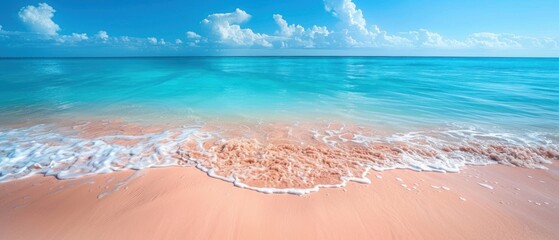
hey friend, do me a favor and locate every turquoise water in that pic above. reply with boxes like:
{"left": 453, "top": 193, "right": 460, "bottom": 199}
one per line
{"left": 0, "top": 57, "right": 558, "bottom": 190}
{"left": 1, "top": 57, "right": 558, "bottom": 130}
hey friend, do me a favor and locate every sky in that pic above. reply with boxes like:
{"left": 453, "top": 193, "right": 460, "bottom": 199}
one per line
{"left": 0, "top": 0, "right": 558, "bottom": 57}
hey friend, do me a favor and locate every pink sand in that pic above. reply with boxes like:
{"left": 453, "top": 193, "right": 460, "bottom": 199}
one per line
{"left": 1, "top": 164, "right": 558, "bottom": 240}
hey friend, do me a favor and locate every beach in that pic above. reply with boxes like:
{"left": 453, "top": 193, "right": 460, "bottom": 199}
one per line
{"left": 1, "top": 164, "right": 558, "bottom": 240}
{"left": 1, "top": 57, "right": 558, "bottom": 239}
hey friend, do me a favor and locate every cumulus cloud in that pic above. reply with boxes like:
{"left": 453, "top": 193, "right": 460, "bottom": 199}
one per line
{"left": 324, "top": 0, "right": 411, "bottom": 47}
{"left": 18, "top": 3, "right": 60, "bottom": 36}
{"left": 321, "top": 0, "right": 559, "bottom": 50}
{"left": 309, "top": 26, "right": 331, "bottom": 39}
{"left": 404, "top": 29, "right": 466, "bottom": 49}
{"left": 186, "top": 31, "right": 201, "bottom": 39}
{"left": 273, "top": 14, "right": 330, "bottom": 48}
{"left": 190, "top": 10, "right": 331, "bottom": 48}
{"left": 147, "top": 37, "right": 158, "bottom": 45}
{"left": 465, "top": 32, "right": 524, "bottom": 49}
{"left": 402, "top": 30, "right": 559, "bottom": 50}
{"left": 274, "top": 14, "right": 305, "bottom": 37}
{"left": 16, "top": 3, "right": 96, "bottom": 45}
{"left": 96, "top": 31, "right": 109, "bottom": 41}
{"left": 185, "top": 31, "right": 204, "bottom": 46}
{"left": 56, "top": 33, "right": 88, "bottom": 43}
{"left": 5, "top": 0, "right": 558, "bottom": 55}
{"left": 146, "top": 37, "right": 168, "bottom": 45}
{"left": 191, "top": 4, "right": 556, "bottom": 51}
{"left": 72, "top": 33, "right": 88, "bottom": 40}
{"left": 464, "top": 33, "right": 558, "bottom": 49}
{"left": 201, "top": 8, "right": 272, "bottom": 47}
{"left": 324, "top": 0, "right": 367, "bottom": 34}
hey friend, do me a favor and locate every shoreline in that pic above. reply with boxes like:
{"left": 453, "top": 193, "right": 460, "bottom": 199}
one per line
{"left": 1, "top": 164, "right": 558, "bottom": 239}
{"left": 2, "top": 120, "right": 556, "bottom": 188}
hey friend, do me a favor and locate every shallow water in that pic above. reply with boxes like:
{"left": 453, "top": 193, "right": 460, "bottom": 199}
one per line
{"left": 1, "top": 57, "right": 558, "bottom": 193}
{"left": 1, "top": 57, "right": 558, "bottom": 128}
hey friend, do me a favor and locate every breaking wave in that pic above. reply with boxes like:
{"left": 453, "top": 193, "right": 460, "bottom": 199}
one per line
{"left": 1, "top": 121, "right": 557, "bottom": 194}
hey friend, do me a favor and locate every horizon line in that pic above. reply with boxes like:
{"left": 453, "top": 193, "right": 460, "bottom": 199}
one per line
{"left": 1, "top": 55, "right": 559, "bottom": 59}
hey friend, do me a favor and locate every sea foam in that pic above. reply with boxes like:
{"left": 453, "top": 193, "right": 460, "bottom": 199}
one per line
{"left": 0, "top": 122, "right": 557, "bottom": 194}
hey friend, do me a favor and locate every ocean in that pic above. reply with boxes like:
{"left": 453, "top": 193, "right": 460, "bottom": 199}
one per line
{"left": 1, "top": 57, "right": 558, "bottom": 193}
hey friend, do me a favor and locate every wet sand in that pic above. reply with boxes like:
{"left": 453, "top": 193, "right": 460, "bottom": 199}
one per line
{"left": 1, "top": 164, "right": 558, "bottom": 240}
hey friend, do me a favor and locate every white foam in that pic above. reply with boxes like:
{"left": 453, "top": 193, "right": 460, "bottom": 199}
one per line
{"left": 0, "top": 124, "right": 202, "bottom": 182}
{"left": 0, "top": 123, "right": 557, "bottom": 195}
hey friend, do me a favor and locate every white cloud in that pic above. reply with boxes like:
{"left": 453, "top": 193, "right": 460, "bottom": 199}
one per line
{"left": 201, "top": 8, "right": 272, "bottom": 47}
{"left": 18, "top": 3, "right": 60, "bottom": 36}
{"left": 145, "top": 37, "right": 167, "bottom": 45}
{"left": 193, "top": 5, "right": 437, "bottom": 49}
{"left": 404, "top": 29, "right": 467, "bottom": 49}
{"left": 120, "top": 36, "right": 130, "bottom": 42}
{"left": 186, "top": 31, "right": 201, "bottom": 39}
{"left": 5, "top": 0, "right": 557, "bottom": 55}
{"left": 56, "top": 33, "right": 88, "bottom": 43}
{"left": 324, "top": 0, "right": 367, "bottom": 34}
{"left": 323, "top": 0, "right": 410, "bottom": 47}
{"left": 96, "top": 31, "right": 109, "bottom": 41}
{"left": 272, "top": 14, "right": 330, "bottom": 48}
{"left": 309, "top": 26, "right": 331, "bottom": 39}
{"left": 185, "top": 31, "right": 202, "bottom": 46}
{"left": 147, "top": 37, "right": 158, "bottom": 45}
{"left": 460, "top": 33, "right": 558, "bottom": 50}
{"left": 273, "top": 14, "right": 305, "bottom": 37}
{"left": 192, "top": 11, "right": 331, "bottom": 48}
{"left": 72, "top": 33, "right": 88, "bottom": 40}
{"left": 320, "top": 0, "right": 559, "bottom": 50}
{"left": 465, "top": 32, "right": 523, "bottom": 49}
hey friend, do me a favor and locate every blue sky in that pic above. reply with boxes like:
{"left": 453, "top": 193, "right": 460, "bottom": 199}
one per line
{"left": 0, "top": 0, "right": 558, "bottom": 57}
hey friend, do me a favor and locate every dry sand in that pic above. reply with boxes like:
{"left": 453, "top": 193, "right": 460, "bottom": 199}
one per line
{"left": 1, "top": 164, "right": 558, "bottom": 240}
